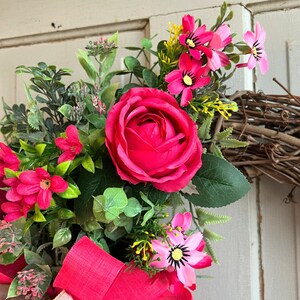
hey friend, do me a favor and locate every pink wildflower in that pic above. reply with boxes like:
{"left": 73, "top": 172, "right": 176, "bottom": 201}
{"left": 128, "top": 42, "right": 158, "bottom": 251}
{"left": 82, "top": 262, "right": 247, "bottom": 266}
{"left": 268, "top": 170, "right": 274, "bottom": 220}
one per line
{"left": 55, "top": 125, "right": 83, "bottom": 164}
{"left": 165, "top": 53, "right": 210, "bottom": 106}
{"left": 151, "top": 227, "right": 212, "bottom": 287}
{"left": 179, "top": 15, "right": 213, "bottom": 60}
{"left": 161, "top": 270, "right": 194, "bottom": 299}
{"left": 0, "top": 142, "right": 20, "bottom": 180}
{"left": 167, "top": 212, "right": 192, "bottom": 243}
{"left": 236, "top": 22, "right": 269, "bottom": 74}
{"left": 1, "top": 202, "right": 32, "bottom": 222}
{"left": 15, "top": 168, "right": 68, "bottom": 210}
{"left": 206, "top": 24, "right": 232, "bottom": 71}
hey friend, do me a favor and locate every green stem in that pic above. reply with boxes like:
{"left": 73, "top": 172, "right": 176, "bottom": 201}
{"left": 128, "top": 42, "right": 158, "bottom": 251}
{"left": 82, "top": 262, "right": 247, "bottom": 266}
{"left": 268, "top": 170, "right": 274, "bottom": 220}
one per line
{"left": 189, "top": 202, "right": 202, "bottom": 233}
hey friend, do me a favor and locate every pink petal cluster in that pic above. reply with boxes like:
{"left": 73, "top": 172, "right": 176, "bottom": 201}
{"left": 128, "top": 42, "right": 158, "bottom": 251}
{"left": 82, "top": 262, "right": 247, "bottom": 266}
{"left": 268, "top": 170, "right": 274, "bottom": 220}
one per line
{"left": 166, "top": 15, "right": 234, "bottom": 106}
{"left": 206, "top": 24, "right": 232, "bottom": 71}
{"left": 179, "top": 15, "right": 213, "bottom": 61}
{"left": 1, "top": 168, "right": 68, "bottom": 222}
{"left": 0, "top": 142, "right": 20, "bottom": 182}
{"left": 165, "top": 53, "right": 210, "bottom": 106}
{"left": 0, "top": 142, "right": 20, "bottom": 219}
{"left": 237, "top": 22, "right": 269, "bottom": 74}
{"left": 55, "top": 125, "right": 83, "bottom": 164}
{"left": 151, "top": 212, "right": 212, "bottom": 289}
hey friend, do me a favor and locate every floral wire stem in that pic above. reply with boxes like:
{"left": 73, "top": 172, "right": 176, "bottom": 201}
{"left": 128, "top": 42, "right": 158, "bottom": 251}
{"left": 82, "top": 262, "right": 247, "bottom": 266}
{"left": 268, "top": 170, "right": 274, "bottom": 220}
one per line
{"left": 189, "top": 201, "right": 202, "bottom": 233}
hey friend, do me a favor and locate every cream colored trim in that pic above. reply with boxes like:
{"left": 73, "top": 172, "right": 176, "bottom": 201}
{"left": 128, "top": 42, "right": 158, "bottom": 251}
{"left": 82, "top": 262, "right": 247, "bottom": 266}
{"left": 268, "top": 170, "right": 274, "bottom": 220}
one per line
{"left": 0, "top": 19, "right": 147, "bottom": 49}
{"left": 247, "top": 0, "right": 300, "bottom": 14}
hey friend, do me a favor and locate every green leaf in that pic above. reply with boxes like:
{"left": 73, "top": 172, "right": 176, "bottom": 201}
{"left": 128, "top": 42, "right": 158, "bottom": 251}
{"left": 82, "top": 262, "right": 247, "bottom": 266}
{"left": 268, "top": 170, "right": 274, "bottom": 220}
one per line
{"left": 74, "top": 159, "right": 124, "bottom": 223}
{"left": 53, "top": 228, "right": 72, "bottom": 248}
{"left": 77, "top": 49, "right": 97, "bottom": 83}
{"left": 82, "top": 220, "right": 101, "bottom": 232}
{"left": 198, "top": 115, "right": 213, "bottom": 140}
{"left": 124, "top": 56, "right": 141, "bottom": 71}
{"left": 57, "top": 208, "right": 75, "bottom": 220}
{"left": 55, "top": 160, "right": 71, "bottom": 176}
{"left": 101, "top": 83, "right": 119, "bottom": 109}
{"left": 141, "top": 38, "right": 153, "bottom": 49}
{"left": 58, "top": 104, "right": 73, "bottom": 119}
{"left": 33, "top": 210, "right": 46, "bottom": 222}
{"left": 140, "top": 192, "right": 154, "bottom": 208}
{"left": 234, "top": 42, "right": 251, "bottom": 53}
{"left": 86, "top": 113, "right": 106, "bottom": 129}
{"left": 228, "top": 53, "right": 240, "bottom": 64}
{"left": 19, "top": 139, "right": 36, "bottom": 153}
{"left": 4, "top": 168, "right": 18, "bottom": 178}
{"left": 142, "top": 69, "right": 158, "bottom": 87}
{"left": 204, "top": 239, "right": 219, "bottom": 264}
{"left": 24, "top": 249, "right": 45, "bottom": 265}
{"left": 220, "top": 1, "right": 227, "bottom": 18}
{"left": 216, "top": 127, "right": 233, "bottom": 141}
{"left": 35, "top": 143, "right": 46, "bottom": 156}
{"left": 183, "top": 154, "right": 251, "bottom": 207}
{"left": 141, "top": 208, "right": 155, "bottom": 226}
{"left": 7, "top": 277, "right": 18, "bottom": 298}
{"left": 104, "top": 226, "right": 127, "bottom": 241}
{"left": 93, "top": 188, "right": 128, "bottom": 222}
{"left": 224, "top": 10, "right": 234, "bottom": 22}
{"left": 100, "top": 32, "right": 118, "bottom": 77}
{"left": 82, "top": 154, "right": 95, "bottom": 173}
{"left": 58, "top": 182, "right": 81, "bottom": 199}
{"left": 219, "top": 139, "right": 248, "bottom": 148}
{"left": 124, "top": 197, "right": 142, "bottom": 217}
{"left": 7, "top": 264, "right": 52, "bottom": 299}
{"left": 124, "top": 46, "right": 141, "bottom": 51}
{"left": 196, "top": 207, "right": 231, "bottom": 226}
{"left": 211, "top": 144, "right": 224, "bottom": 158}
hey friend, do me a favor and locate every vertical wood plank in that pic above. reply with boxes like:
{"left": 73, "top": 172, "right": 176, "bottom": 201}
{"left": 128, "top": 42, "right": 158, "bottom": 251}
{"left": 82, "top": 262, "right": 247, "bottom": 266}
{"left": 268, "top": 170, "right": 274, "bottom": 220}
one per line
{"left": 259, "top": 176, "right": 298, "bottom": 300}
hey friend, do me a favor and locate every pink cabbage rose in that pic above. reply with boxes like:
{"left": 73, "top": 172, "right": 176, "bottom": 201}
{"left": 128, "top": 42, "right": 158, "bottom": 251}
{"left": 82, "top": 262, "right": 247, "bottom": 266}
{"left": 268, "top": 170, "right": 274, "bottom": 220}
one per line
{"left": 105, "top": 87, "right": 202, "bottom": 192}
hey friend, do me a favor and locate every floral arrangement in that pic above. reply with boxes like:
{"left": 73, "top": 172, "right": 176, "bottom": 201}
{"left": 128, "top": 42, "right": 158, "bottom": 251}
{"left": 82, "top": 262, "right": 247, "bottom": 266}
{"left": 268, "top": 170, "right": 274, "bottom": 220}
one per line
{"left": 0, "top": 3, "right": 268, "bottom": 299}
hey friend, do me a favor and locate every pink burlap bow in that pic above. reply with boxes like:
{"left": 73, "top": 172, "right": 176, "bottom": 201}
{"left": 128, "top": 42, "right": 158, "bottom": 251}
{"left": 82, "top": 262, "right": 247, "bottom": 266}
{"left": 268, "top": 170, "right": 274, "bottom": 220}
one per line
{"left": 53, "top": 236, "right": 171, "bottom": 300}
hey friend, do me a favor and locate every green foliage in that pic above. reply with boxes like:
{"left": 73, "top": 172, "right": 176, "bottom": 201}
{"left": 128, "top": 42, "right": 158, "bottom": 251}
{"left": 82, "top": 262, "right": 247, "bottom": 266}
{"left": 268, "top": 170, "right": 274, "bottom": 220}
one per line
{"left": 0, "top": 219, "right": 26, "bottom": 265}
{"left": 7, "top": 264, "right": 52, "bottom": 299}
{"left": 196, "top": 207, "right": 231, "bottom": 226}
{"left": 53, "top": 227, "right": 72, "bottom": 248}
{"left": 77, "top": 49, "right": 98, "bottom": 83}
{"left": 93, "top": 188, "right": 128, "bottom": 223}
{"left": 183, "top": 154, "right": 251, "bottom": 207}
{"left": 198, "top": 115, "right": 213, "bottom": 140}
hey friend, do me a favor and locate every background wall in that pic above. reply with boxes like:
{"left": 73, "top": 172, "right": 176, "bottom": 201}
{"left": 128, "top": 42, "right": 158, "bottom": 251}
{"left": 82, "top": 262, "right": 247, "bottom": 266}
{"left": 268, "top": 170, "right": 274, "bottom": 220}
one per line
{"left": 0, "top": 1, "right": 299, "bottom": 299}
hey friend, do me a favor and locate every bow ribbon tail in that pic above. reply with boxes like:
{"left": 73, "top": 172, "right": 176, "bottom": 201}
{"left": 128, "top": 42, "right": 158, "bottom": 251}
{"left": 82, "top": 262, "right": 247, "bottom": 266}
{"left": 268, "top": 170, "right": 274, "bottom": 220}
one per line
{"left": 53, "top": 237, "right": 169, "bottom": 300}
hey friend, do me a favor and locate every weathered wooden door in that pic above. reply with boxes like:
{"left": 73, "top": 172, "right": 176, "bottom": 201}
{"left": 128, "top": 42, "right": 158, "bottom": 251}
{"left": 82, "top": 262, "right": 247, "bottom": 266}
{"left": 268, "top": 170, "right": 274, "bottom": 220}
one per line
{"left": 1, "top": 1, "right": 299, "bottom": 299}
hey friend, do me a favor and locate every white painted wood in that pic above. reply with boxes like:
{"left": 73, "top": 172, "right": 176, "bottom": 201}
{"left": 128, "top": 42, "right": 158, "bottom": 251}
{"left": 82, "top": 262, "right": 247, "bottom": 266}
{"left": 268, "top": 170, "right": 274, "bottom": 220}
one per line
{"left": 288, "top": 39, "right": 300, "bottom": 95}
{"left": 0, "top": 0, "right": 277, "bottom": 41}
{"left": 259, "top": 176, "right": 299, "bottom": 300}
{"left": 199, "top": 183, "right": 260, "bottom": 300}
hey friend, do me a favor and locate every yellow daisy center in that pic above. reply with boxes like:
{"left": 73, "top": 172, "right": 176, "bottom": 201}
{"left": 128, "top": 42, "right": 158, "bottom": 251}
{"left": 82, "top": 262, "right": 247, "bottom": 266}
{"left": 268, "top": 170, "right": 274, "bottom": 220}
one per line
{"left": 252, "top": 47, "right": 258, "bottom": 57}
{"left": 186, "top": 38, "right": 195, "bottom": 48}
{"left": 171, "top": 248, "right": 183, "bottom": 261}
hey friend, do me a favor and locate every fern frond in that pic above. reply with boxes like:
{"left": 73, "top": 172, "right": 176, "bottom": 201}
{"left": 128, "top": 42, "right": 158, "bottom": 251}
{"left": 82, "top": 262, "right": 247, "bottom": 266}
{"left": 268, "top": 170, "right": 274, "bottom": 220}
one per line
{"left": 196, "top": 207, "right": 231, "bottom": 226}
{"left": 203, "top": 228, "right": 224, "bottom": 241}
